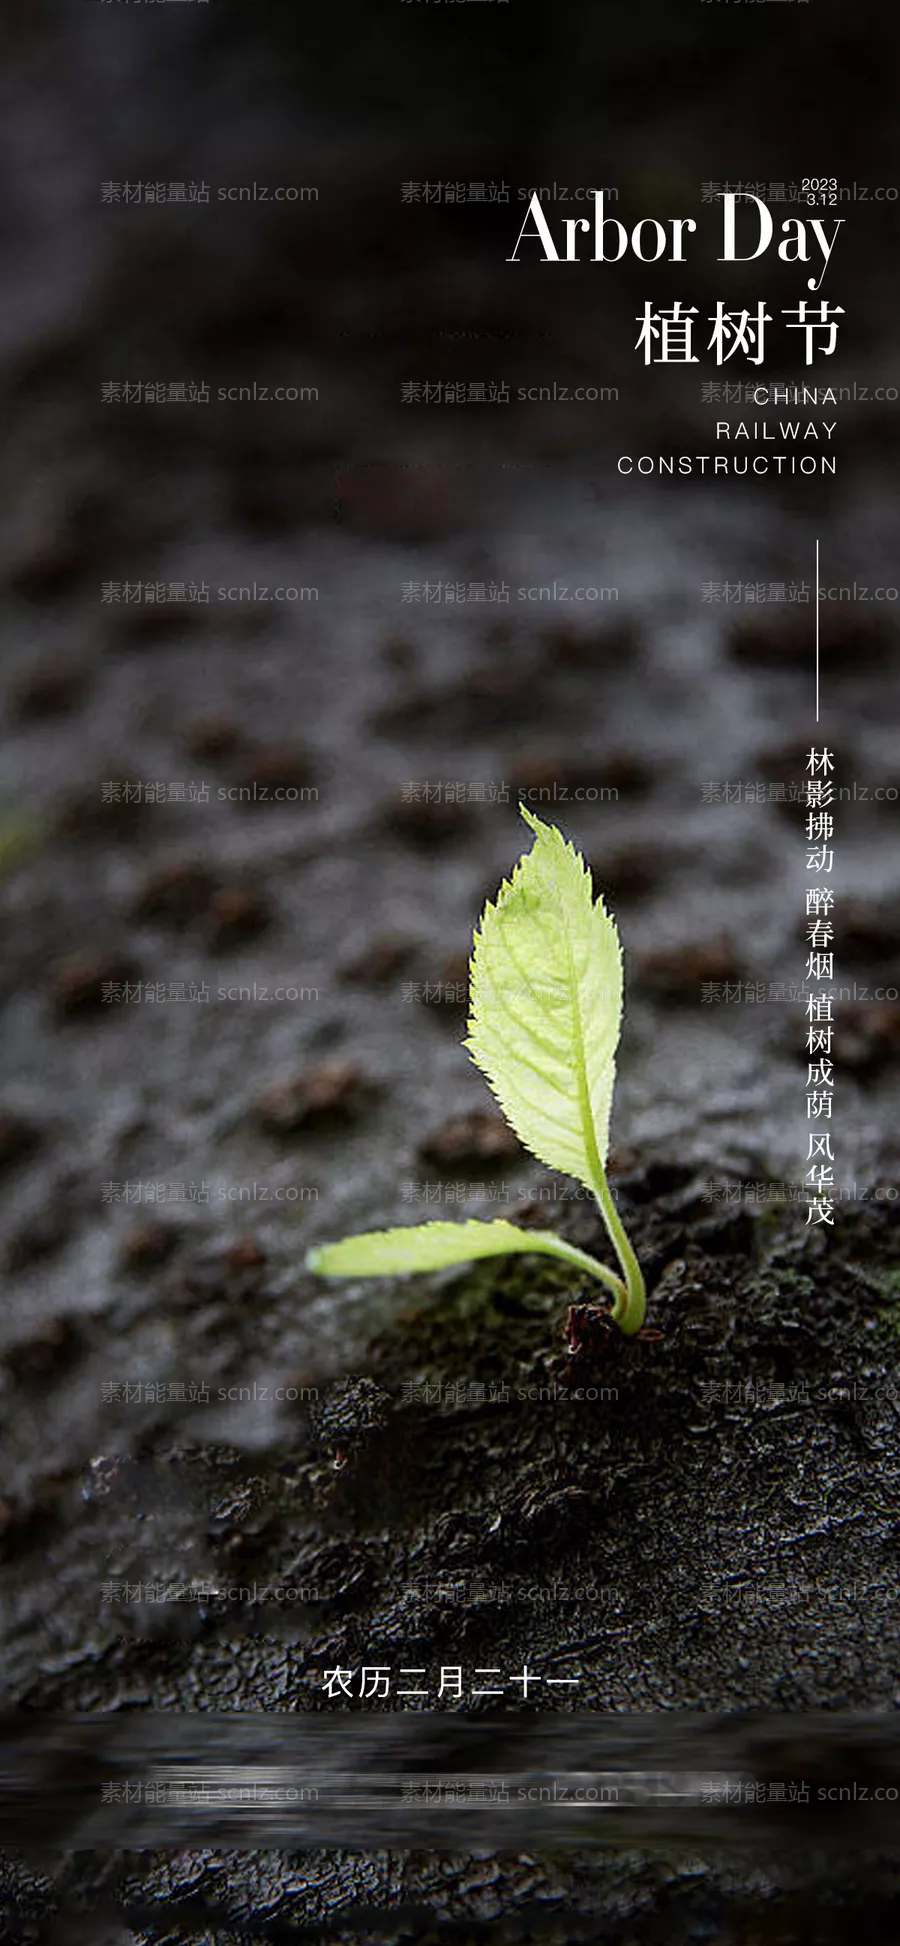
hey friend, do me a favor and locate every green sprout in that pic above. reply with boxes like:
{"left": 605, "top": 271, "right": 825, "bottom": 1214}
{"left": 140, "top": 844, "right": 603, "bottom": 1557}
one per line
{"left": 307, "top": 806, "right": 647, "bottom": 1334}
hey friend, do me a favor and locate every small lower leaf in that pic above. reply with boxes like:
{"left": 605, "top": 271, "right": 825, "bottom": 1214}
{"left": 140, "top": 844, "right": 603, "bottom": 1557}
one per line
{"left": 306, "top": 1217, "right": 624, "bottom": 1300}
{"left": 307, "top": 1219, "right": 542, "bottom": 1277}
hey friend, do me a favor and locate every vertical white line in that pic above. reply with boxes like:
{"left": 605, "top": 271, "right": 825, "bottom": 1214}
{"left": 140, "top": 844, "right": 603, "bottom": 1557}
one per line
{"left": 815, "top": 538, "right": 820, "bottom": 722}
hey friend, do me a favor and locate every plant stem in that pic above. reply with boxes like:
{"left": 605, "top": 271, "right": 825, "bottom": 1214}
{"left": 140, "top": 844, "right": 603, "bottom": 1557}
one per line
{"left": 590, "top": 1161, "right": 646, "bottom": 1335}
{"left": 525, "top": 1232, "right": 627, "bottom": 1306}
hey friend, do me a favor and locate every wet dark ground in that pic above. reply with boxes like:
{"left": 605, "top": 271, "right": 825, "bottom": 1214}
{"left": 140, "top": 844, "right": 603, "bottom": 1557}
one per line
{"left": 1, "top": 2, "right": 900, "bottom": 1940}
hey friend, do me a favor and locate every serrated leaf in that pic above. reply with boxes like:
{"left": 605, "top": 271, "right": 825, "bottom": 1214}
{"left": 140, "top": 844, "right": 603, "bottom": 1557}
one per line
{"left": 464, "top": 805, "right": 622, "bottom": 1193}
{"left": 306, "top": 1217, "right": 622, "bottom": 1294}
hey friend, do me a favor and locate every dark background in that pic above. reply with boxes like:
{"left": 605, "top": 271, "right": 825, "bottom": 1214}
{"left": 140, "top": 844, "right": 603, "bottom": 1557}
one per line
{"left": 1, "top": 3, "right": 899, "bottom": 1941}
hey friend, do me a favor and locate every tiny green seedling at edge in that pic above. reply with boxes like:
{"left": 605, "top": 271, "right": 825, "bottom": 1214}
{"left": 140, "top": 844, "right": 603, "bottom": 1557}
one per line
{"left": 306, "top": 806, "right": 647, "bottom": 1335}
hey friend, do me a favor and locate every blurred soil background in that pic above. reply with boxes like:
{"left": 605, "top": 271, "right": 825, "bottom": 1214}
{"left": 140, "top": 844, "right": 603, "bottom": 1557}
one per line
{"left": 0, "top": 1, "right": 899, "bottom": 1939}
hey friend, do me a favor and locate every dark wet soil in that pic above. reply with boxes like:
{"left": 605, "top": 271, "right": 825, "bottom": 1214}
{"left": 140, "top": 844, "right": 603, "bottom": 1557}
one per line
{"left": 1, "top": 1177, "right": 899, "bottom": 1937}
{"left": 2, "top": 3, "right": 900, "bottom": 1939}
